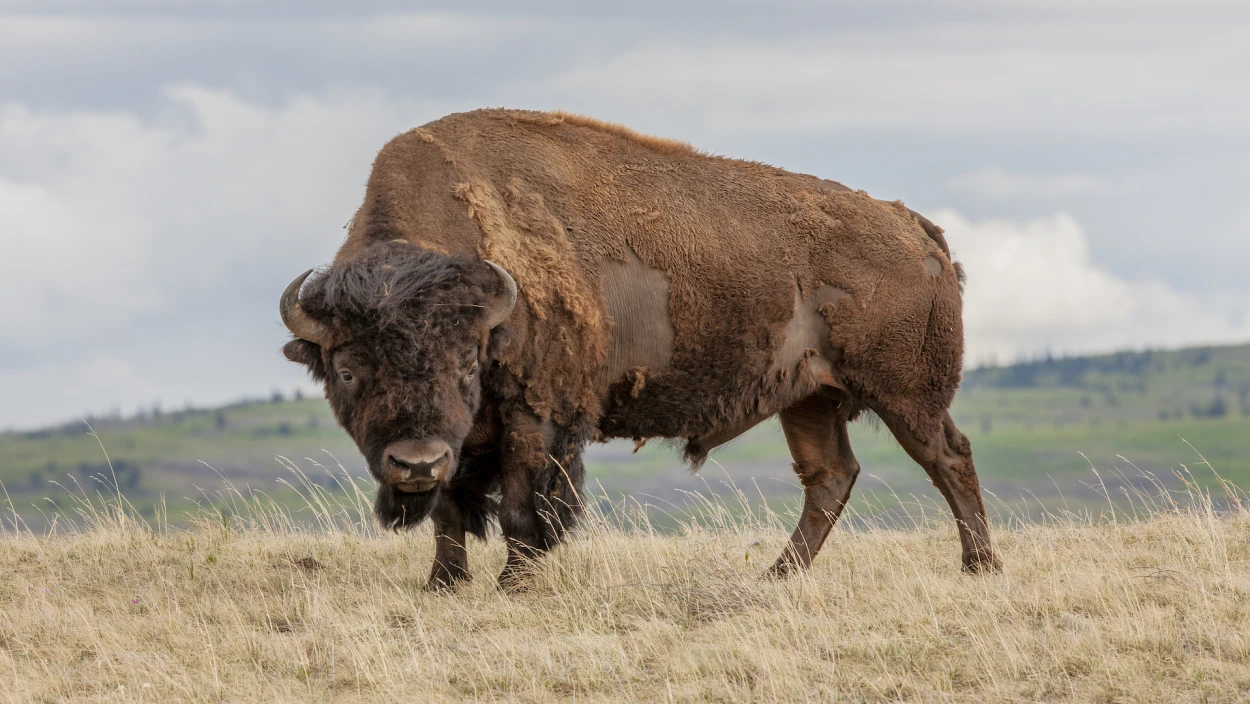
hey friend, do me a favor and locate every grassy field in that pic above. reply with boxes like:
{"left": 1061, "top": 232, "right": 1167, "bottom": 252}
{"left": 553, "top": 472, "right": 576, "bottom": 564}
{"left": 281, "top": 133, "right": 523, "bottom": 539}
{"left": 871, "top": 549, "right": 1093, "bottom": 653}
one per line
{"left": 1, "top": 473, "right": 1248, "bottom": 702}
{"left": 1, "top": 343, "right": 1248, "bottom": 527}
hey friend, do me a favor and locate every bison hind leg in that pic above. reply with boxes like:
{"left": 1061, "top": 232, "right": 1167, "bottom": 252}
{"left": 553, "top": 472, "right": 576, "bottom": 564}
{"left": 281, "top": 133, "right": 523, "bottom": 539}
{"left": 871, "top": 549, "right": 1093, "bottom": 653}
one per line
{"left": 876, "top": 407, "right": 1000, "bottom": 573}
{"left": 768, "top": 391, "right": 861, "bottom": 577}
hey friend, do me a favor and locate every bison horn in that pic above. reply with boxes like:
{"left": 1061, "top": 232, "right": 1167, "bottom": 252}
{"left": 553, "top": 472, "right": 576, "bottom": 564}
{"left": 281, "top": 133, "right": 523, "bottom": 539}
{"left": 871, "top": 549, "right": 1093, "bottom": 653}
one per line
{"left": 280, "top": 269, "right": 330, "bottom": 345}
{"left": 482, "top": 260, "right": 517, "bottom": 328}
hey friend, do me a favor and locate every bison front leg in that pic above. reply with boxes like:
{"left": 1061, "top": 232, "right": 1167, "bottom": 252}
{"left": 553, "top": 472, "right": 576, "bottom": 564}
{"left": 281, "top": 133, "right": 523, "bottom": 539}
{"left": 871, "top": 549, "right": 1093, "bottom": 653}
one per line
{"left": 495, "top": 416, "right": 586, "bottom": 591}
{"left": 495, "top": 416, "right": 552, "bottom": 590}
{"left": 769, "top": 394, "right": 860, "bottom": 577}
{"left": 425, "top": 498, "right": 470, "bottom": 591}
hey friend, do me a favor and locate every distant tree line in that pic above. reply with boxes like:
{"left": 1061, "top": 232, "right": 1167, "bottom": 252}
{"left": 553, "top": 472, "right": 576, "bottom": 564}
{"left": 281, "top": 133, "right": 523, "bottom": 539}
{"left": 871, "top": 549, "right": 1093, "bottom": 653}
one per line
{"left": 965, "top": 346, "right": 1237, "bottom": 391}
{"left": 17, "top": 388, "right": 314, "bottom": 440}
{"left": 29, "top": 460, "right": 142, "bottom": 493}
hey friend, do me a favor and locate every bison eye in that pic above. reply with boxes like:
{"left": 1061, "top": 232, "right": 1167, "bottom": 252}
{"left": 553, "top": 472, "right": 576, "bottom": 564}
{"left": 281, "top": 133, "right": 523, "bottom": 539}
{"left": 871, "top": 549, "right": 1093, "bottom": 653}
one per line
{"left": 338, "top": 369, "right": 354, "bottom": 383}
{"left": 467, "top": 361, "right": 479, "bottom": 377}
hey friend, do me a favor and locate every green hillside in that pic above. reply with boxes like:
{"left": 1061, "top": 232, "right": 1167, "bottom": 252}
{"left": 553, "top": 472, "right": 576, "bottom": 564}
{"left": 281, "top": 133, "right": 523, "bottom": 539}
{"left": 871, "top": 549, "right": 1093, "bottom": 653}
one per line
{"left": 2, "top": 343, "right": 1247, "bottom": 528}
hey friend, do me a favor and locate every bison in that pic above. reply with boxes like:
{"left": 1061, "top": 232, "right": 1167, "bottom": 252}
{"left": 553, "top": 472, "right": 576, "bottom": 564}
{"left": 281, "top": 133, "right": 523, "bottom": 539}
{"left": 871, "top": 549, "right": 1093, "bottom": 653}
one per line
{"left": 280, "top": 109, "right": 999, "bottom": 590}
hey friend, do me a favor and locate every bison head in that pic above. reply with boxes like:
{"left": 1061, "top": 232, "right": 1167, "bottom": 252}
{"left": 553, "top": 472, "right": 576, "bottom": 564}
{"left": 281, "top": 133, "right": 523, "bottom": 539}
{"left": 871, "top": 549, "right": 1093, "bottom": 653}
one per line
{"left": 279, "top": 240, "right": 515, "bottom": 528}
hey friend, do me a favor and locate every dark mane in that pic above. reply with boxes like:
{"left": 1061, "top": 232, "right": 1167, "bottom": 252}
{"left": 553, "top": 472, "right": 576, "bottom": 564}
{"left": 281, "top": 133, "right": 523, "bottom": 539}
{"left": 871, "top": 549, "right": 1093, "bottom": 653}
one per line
{"left": 302, "top": 241, "right": 497, "bottom": 339}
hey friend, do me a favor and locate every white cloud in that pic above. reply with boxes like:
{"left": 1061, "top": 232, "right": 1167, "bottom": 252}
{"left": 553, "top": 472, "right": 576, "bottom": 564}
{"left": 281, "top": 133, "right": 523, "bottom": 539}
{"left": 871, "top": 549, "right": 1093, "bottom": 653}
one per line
{"left": 536, "top": 20, "right": 1250, "bottom": 139}
{"left": 0, "top": 177, "right": 161, "bottom": 343}
{"left": 944, "top": 209, "right": 1250, "bottom": 365}
{"left": 0, "top": 86, "right": 454, "bottom": 351}
{"left": 0, "top": 354, "right": 160, "bottom": 423}
{"left": 946, "top": 166, "right": 1119, "bottom": 201}
{"left": 0, "top": 87, "right": 470, "bottom": 428}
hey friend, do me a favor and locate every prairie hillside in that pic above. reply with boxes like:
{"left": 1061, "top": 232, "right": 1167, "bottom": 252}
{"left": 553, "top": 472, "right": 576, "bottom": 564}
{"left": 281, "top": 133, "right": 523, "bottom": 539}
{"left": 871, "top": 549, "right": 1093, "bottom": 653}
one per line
{"left": 1, "top": 342, "right": 1248, "bottom": 527}
{"left": 1, "top": 481, "right": 1248, "bottom": 703}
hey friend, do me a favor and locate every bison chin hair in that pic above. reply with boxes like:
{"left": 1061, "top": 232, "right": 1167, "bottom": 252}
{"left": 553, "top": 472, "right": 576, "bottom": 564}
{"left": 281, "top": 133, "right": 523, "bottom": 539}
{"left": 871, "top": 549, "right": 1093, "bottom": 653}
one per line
{"left": 374, "top": 484, "right": 440, "bottom": 530}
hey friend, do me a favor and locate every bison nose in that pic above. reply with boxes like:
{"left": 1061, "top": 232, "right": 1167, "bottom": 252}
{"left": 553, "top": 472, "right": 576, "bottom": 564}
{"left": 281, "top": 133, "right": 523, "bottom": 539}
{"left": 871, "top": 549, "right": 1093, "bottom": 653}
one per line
{"left": 382, "top": 439, "right": 453, "bottom": 490}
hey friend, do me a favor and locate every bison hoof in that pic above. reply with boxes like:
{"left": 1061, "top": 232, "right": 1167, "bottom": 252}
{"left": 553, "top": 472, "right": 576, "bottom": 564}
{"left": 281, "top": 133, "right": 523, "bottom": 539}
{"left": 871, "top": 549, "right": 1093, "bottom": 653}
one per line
{"left": 764, "top": 558, "right": 802, "bottom": 580}
{"left": 496, "top": 567, "right": 535, "bottom": 594}
{"left": 425, "top": 564, "right": 470, "bottom": 592}
{"left": 961, "top": 552, "right": 1002, "bottom": 574}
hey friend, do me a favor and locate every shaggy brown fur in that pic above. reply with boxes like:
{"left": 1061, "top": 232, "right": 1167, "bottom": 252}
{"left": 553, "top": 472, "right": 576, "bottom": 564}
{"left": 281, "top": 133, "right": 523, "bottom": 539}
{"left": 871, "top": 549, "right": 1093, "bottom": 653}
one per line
{"left": 289, "top": 108, "right": 997, "bottom": 589}
{"left": 349, "top": 109, "right": 963, "bottom": 447}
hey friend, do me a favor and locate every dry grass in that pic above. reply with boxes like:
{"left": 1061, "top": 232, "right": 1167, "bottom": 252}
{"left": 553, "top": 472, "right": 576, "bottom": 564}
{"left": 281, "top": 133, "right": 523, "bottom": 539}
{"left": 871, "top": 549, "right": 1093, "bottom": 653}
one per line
{"left": 2, "top": 460, "right": 1249, "bottom": 703}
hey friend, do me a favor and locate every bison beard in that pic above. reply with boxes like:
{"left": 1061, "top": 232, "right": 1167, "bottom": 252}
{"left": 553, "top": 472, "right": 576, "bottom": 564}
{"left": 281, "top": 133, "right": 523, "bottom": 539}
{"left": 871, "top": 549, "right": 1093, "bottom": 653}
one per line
{"left": 281, "top": 108, "right": 1000, "bottom": 591}
{"left": 373, "top": 483, "right": 441, "bottom": 530}
{"left": 374, "top": 481, "right": 500, "bottom": 537}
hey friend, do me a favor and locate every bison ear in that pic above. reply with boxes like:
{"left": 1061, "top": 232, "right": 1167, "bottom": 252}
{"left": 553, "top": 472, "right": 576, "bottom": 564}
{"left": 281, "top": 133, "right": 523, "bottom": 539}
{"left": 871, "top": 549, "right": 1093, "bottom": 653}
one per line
{"left": 283, "top": 339, "right": 327, "bottom": 382}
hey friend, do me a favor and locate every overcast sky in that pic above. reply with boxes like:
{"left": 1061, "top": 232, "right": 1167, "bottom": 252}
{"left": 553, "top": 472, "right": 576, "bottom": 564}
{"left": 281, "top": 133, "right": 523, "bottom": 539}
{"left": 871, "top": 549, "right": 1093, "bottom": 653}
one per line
{"left": 2, "top": 1, "right": 1248, "bottom": 430}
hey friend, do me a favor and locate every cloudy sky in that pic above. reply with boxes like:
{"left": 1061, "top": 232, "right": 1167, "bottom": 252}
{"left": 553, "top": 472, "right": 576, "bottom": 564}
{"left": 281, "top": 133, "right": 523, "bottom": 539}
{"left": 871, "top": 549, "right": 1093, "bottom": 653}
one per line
{"left": 2, "top": 0, "right": 1248, "bottom": 430}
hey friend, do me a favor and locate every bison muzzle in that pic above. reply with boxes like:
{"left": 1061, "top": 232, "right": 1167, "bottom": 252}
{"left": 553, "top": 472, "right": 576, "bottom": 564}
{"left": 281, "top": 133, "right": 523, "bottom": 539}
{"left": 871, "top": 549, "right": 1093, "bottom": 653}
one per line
{"left": 382, "top": 438, "right": 453, "bottom": 491}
